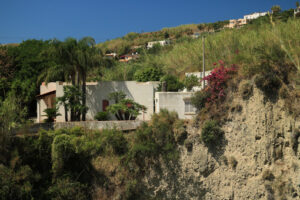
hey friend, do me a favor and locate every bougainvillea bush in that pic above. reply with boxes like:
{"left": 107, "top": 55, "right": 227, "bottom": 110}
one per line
{"left": 203, "top": 60, "right": 237, "bottom": 102}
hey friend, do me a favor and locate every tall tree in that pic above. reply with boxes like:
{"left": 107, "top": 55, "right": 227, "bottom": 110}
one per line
{"left": 76, "top": 37, "right": 100, "bottom": 121}
{"left": 8, "top": 40, "right": 52, "bottom": 117}
{"left": 0, "top": 47, "right": 15, "bottom": 99}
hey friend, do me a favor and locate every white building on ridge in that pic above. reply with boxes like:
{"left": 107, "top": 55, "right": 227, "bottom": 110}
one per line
{"left": 244, "top": 12, "right": 268, "bottom": 20}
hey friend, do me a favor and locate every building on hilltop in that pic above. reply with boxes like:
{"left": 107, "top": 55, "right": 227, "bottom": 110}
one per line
{"left": 147, "top": 40, "right": 170, "bottom": 49}
{"left": 224, "top": 18, "right": 247, "bottom": 29}
{"left": 244, "top": 12, "right": 268, "bottom": 20}
{"left": 119, "top": 53, "right": 139, "bottom": 62}
{"left": 224, "top": 11, "right": 268, "bottom": 29}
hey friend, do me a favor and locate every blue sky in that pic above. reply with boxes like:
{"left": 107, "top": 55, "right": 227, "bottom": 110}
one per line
{"left": 0, "top": 0, "right": 296, "bottom": 44}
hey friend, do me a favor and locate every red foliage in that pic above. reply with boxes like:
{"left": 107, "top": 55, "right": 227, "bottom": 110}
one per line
{"left": 203, "top": 61, "right": 237, "bottom": 102}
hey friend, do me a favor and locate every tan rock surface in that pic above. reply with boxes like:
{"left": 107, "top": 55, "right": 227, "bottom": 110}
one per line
{"left": 142, "top": 87, "right": 300, "bottom": 200}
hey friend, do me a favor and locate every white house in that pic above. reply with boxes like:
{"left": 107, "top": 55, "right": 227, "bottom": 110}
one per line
{"left": 37, "top": 70, "right": 214, "bottom": 122}
{"left": 244, "top": 12, "right": 268, "bottom": 20}
{"left": 155, "top": 92, "right": 196, "bottom": 120}
{"left": 37, "top": 81, "right": 159, "bottom": 122}
{"left": 185, "top": 70, "right": 212, "bottom": 89}
{"left": 147, "top": 40, "right": 170, "bottom": 49}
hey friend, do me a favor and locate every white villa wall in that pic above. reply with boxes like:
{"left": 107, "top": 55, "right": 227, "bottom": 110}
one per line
{"left": 56, "top": 82, "right": 65, "bottom": 122}
{"left": 40, "top": 82, "right": 57, "bottom": 94}
{"left": 54, "top": 81, "right": 159, "bottom": 122}
{"left": 37, "top": 98, "right": 48, "bottom": 123}
{"left": 155, "top": 92, "right": 196, "bottom": 120}
{"left": 37, "top": 82, "right": 58, "bottom": 123}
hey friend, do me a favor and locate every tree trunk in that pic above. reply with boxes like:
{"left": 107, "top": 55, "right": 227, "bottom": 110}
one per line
{"left": 82, "top": 72, "right": 86, "bottom": 121}
{"left": 75, "top": 69, "right": 81, "bottom": 121}
{"left": 70, "top": 73, "right": 76, "bottom": 121}
{"left": 64, "top": 103, "right": 68, "bottom": 122}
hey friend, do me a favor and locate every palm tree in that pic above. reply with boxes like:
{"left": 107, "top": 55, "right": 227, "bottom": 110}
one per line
{"left": 75, "top": 37, "right": 100, "bottom": 121}
{"left": 38, "top": 39, "right": 77, "bottom": 121}
{"left": 39, "top": 37, "right": 100, "bottom": 121}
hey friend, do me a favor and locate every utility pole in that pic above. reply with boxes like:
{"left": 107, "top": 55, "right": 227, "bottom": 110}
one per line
{"left": 202, "top": 36, "right": 205, "bottom": 89}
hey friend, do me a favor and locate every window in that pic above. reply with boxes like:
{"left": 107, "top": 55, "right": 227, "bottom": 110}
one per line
{"left": 184, "top": 99, "right": 196, "bottom": 114}
{"left": 102, "top": 100, "right": 109, "bottom": 111}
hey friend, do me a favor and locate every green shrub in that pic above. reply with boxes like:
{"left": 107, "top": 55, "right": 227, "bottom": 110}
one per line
{"left": 159, "top": 74, "right": 184, "bottom": 92}
{"left": 191, "top": 90, "right": 210, "bottom": 111}
{"left": 0, "top": 164, "right": 34, "bottom": 200}
{"left": 134, "top": 66, "right": 164, "bottom": 82}
{"left": 173, "top": 119, "right": 187, "bottom": 144}
{"left": 124, "top": 179, "right": 144, "bottom": 200}
{"left": 183, "top": 75, "right": 199, "bottom": 91}
{"left": 254, "top": 72, "right": 282, "bottom": 97}
{"left": 47, "top": 177, "right": 88, "bottom": 200}
{"left": 51, "top": 134, "right": 75, "bottom": 177}
{"left": 100, "top": 129, "right": 128, "bottom": 155}
{"left": 107, "top": 98, "right": 146, "bottom": 120}
{"left": 201, "top": 120, "right": 223, "bottom": 146}
{"left": 126, "top": 109, "right": 179, "bottom": 166}
{"left": 43, "top": 107, "right": 61, "bottom": 122}
{"left": 94, "top": 111, "right": 109, "bottom": 121}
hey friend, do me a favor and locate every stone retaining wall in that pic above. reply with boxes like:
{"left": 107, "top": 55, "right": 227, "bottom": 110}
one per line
{"left": 14, "top": 120, "right": 143, "bottom": 134}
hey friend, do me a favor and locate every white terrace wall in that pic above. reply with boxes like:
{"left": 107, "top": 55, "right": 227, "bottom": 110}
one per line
{"left": 55, "top": 81, "right": 159, "bottom": 122}
{"left": 155, "top": 92, "right": 196, "bottom": 120}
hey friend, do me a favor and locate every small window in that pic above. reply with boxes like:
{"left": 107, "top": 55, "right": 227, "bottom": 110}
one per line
{"left": 102, "top": 100, "right": 109, "bottom": 111}
{"left": 184, "top": 99, "right": 196, "bottom": 114}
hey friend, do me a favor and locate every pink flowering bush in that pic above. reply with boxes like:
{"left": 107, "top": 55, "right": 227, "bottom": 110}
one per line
{"left": 203, "top": 60, "right": 237, "bottom": 102}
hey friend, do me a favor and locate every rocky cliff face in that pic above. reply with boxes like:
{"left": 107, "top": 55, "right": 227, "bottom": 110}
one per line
{"left": 142, "top": 86, "right": 300, "bottom": 200}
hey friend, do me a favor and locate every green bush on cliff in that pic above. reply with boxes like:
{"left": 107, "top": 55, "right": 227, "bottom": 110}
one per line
{"left": 126, "top": 109, "right": 180, "bottom": 166}
{"left": 201, "top": 120, "right": 223, "bottom": 146}
{"left": 254, "top": 71, "right": 282, "bottom": 98}
{"left": 51, "top": 134, "right": 76, "bottom": 177}
{"left": 47, "top": 177, "right": 88, "bottom": 200}
{"left": 191, "top": 90, "right": 210, "bottom": 111}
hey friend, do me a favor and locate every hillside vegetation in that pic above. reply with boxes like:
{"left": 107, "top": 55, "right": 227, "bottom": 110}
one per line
{"left": 97, "top": 13, "right": 300, "bottom": 87}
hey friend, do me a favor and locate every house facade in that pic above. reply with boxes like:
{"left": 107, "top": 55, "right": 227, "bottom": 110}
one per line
{"left": 37, "top": 70, "right": 213, "bottom": 123}
{"left": 37, "top": 81, "right": 159, "bottom": 122}
{"left": 155, "top": 92, "right": 196, "bottom": 119}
